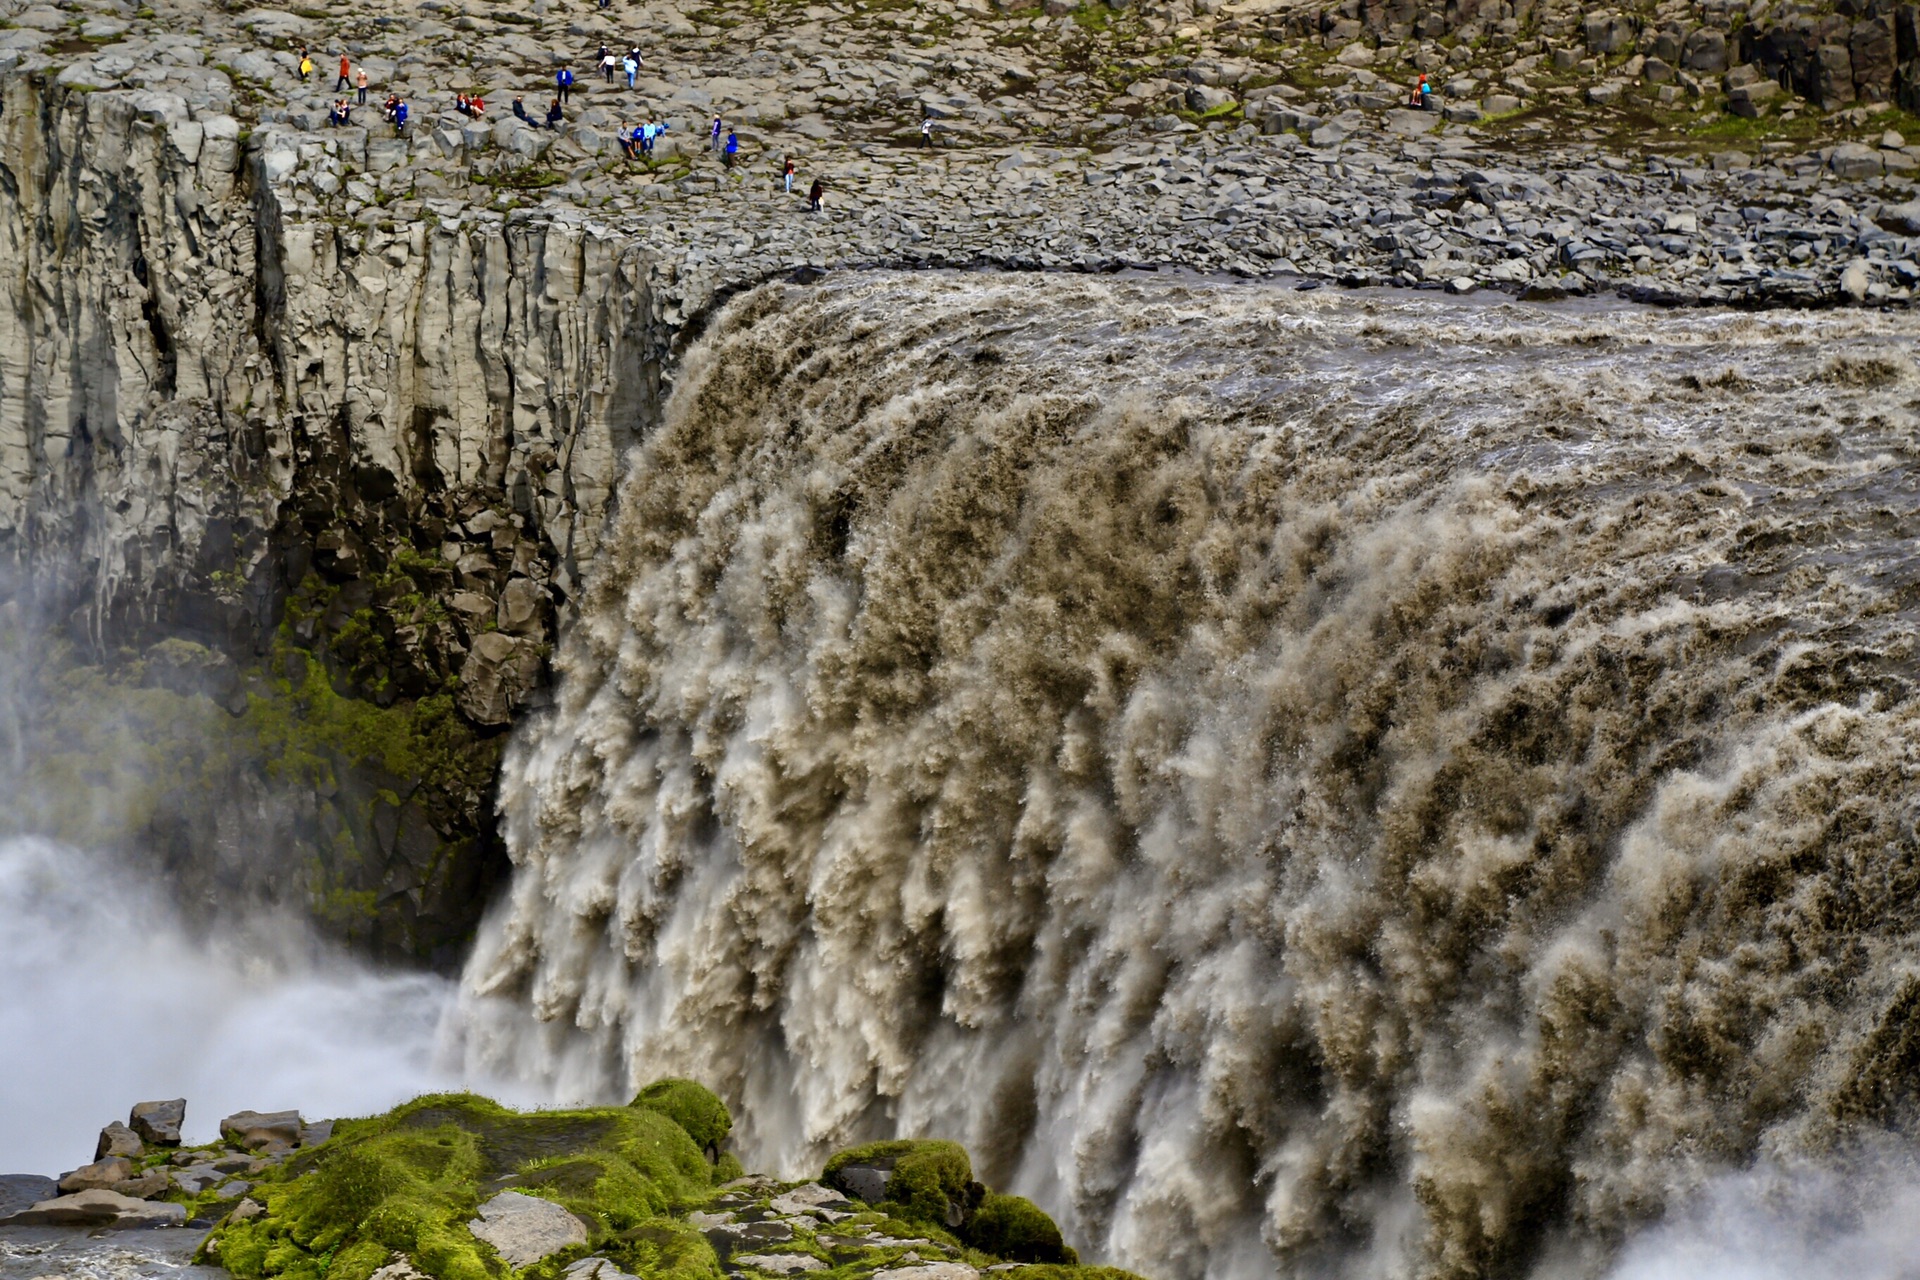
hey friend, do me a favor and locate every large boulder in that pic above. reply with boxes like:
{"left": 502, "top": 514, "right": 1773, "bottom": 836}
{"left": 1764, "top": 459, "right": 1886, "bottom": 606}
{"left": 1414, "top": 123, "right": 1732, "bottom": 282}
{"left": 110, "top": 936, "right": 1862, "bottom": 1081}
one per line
{"left": 1830, "top": 141, "right": 1885, "bottom": 179}
{"left": 1815, "top": 43, "right": 1856, "bottom": 107}
{"left": 96, "top": 1121, "right": 144, "bottom": 1160}
{"left": 457, "top": 632, "right": 542, "bottom": 725}
{"left": 1851, "top": 16, "right": 1895, "bottom": 100}
{"left": 1728, "top": 78, "right": 1783, "bottom": 116}
{"left": 468, "top": 1191, "right": 589, "bottom": 1267}
{"left": 58, "top": 1157, "right": 135, "bottom": 1193}
{"left": 1584, "top": 11, "right": 1635, "bottom": 54}
{"left": 5, "top": 1188, "right": 187, "bottom": 1228}
{"left": 823, "top": 1140, "right": 978, "bottom": 1230}
{"left": 220, "top": 1109, "right": 304, "bottom": 1151}
{"left": 130, "top": 1099, "right": 185, "bottom": 1146}
{"left": 629, "top": 1080, "right": 732, "bottom": 1154}
{"left": 1683, "top": 27, "right": 1729, "bottom": 72}
{"left": 962, "top": 1193, "right": 1075, "bottom": 1264}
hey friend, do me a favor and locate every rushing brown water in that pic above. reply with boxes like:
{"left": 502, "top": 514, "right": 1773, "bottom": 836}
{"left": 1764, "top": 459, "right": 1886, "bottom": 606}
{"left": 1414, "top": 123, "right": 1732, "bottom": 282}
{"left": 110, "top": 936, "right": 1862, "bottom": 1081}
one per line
{"left": 456, "top": 271, "right": 1920, "bottom": 1279}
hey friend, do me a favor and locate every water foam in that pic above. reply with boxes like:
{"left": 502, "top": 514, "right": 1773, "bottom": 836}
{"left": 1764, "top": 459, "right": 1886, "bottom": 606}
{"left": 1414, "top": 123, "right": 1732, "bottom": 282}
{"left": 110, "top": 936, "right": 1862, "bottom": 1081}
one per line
{"left": 457, "top": 273, "right": 1920, "bottom": 1278}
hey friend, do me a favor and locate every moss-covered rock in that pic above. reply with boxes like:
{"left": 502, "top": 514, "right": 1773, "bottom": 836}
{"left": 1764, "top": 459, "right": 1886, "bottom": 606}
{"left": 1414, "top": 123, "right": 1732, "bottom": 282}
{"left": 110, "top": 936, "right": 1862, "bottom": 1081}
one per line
{"left": 203, "top": 1092, "right": 724, "bottom": 1280}
{"left": 965, "top": 1193, "right": 1076, "bottom": 1265}
{"left": 822, "top": 1139, "right": 975, "bottom": 1229}
{"left": 629, "top": 1079, "right": 731, "bottom": 1155}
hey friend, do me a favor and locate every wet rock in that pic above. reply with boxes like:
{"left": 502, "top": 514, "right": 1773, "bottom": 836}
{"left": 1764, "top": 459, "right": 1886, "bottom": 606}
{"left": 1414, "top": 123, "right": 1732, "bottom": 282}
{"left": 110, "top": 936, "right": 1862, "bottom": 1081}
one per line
{"left": 130, "top": 1099, "right": 186, "bottom": 1146}
{"left": 469, "top": 1191, "right": 589, "bottom": 1268}
{"left": 0, "top": 1174, "right": 57, "bottom": 1219}
{"left": 457, "top": 632, "right": 543, "bottom": 725}
{"left": 96, "top": 1122, "right": 145, "bottom": 1160}
{"left": 832, "top": 1162, "right": 892, "bottom": 1205}
{"left": 59, "top": 1157, "right": 136, "bottom": 1193}
{"left": 220, "top": 1109, "right": 305, "bottom": 1151}
{"left": 872, "top": 1265, "right": 978, "bottom": 1280}
{"left": 5, "top": 1188, "right": 188, "bottom": 1228}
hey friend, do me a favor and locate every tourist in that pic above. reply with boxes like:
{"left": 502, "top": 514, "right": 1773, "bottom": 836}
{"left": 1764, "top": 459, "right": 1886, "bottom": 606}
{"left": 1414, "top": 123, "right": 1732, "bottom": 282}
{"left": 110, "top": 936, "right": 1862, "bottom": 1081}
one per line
{"left": 556, "top": 64, "right": 574, "bottom": 105}
{"left": 621, "top": 124, "right": 639, "bottom": 160}
{"left": 513, "top": 95, "right": 531, "bottom": 123}
{"left": 920, "top": 115, "right": 933, "bottom": 148}
{"left": 710, "top": 114, "right": 723, "bottom": 151}
{"left": 469, "top": 95, "right": 486, "bottom": 117}
{"left": 724, "top": 129, "right": 738, "bottom": 169}
{"left": 298, "top": 49, "right": 314, "bottom": 79}
{"left": 393, "top": 98, "right": 409, "bottom": 134}
{"left": 783, "top": 155, "right": 795, "bottom": 194}
{"left": 546, "top": 98, "right": 564, "bottom": 131}
{"left": 622, "top": 52, "right": 638, "bottom": 88}
{"left": 355, "top": 66, "right": 368, "bottom": 105}
{"left": 807, "top": 176, "right": 825, "bottom": 212}
{"left": 326, "top": 99, "right": 349, "bottom": 127}
{"left": 641, "top": 119, "right": 660, "bottom": 155}
{"left": 601, "top": 48, "right": 618, "bottom": 83}
{"left": 335, "top": 53, "right": 351, "bottom": 92}
{"left": 382, "top": 92, "right": 400, "bottom": 122}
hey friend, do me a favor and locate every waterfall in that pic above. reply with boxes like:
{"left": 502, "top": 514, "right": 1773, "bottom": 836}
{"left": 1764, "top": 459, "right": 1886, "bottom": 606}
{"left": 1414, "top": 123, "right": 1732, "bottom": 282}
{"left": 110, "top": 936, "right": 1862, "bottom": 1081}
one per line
{"left": 456, "top": 271, "right": 1920, "bottom": 1279}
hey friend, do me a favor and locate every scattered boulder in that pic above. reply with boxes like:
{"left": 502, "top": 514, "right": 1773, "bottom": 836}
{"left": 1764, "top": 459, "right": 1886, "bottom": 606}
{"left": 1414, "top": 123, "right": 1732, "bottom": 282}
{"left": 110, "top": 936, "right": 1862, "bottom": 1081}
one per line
{"left": 172, "top": 1164, "right": 226, "bottom": 1195}
{"left": 768, "top": 1184, "right": 855, "bottom": 1219}
{"left": 130, "top": 1099, "right": 186, "bottom": 1146}
{"left": 1830, "top": 142, "right": 1884, "bottom": 179}
{"left": 96, "top": 1122, "right": 145, "bottom": 1161}
{"left": 58, "top": 1157, "right": 136, "bottom": 1194}
{"left": 468, "top": 1191, "right": 590, "bottom": 1268}
{"left": 5, "top": 1188, "right": 187, "bottom": 1229}
{"left": 220, "top": 1109, "right": 304, "bottom": 1151}
{"left": 1727, "top": 79, "right": 1783, "bottom": 117}
{"left": 1876, "top": 199, "right": 1920, "bottom": 234}
{"left": 1584, "top": 11, "right": 1635, "bottom": 55}
{"left": 115, "top": 1169, "right": 173, "bottom": 1200}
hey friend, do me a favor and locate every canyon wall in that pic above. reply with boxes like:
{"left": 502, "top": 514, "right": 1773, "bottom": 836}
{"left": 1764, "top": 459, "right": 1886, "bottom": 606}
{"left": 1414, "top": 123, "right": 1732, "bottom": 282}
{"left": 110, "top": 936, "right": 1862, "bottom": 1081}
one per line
{"left": 0, "top": 69, "right": 666, "bottom": 959}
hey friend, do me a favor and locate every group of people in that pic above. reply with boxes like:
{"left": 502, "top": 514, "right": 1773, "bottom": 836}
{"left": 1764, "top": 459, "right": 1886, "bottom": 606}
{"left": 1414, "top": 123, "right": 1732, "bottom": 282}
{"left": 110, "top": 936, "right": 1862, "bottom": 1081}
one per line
{"left": 512, "top": 95, "right": 568, "bottom": 131}
{"left": 289, "top": 38, "right": 837, "bottom": 211}
{"left": 598, "top": 45, "right": 645, "bottom": 88}
{"left": 1408, "top": 72, "right": 1434, "bottom": 108}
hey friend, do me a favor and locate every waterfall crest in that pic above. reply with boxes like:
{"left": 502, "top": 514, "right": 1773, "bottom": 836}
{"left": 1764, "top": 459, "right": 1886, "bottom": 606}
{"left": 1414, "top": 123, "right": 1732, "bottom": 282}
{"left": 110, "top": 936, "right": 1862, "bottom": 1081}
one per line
{"left": 457, "top": 273, "right": 1920, "bottom": 1279}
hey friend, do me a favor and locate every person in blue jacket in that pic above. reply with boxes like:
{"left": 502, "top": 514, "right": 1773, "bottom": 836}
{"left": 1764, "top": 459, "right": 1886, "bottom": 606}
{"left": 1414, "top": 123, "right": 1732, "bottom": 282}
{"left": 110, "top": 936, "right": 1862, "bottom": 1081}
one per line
{"left": 723, "top": 128, "right": 738, "bottom": 169}
{"left": 556, "top": 64, "right": 574, "bottom": 105}
{"left": 393, "top": 98, "right": 409, "bottom": 134}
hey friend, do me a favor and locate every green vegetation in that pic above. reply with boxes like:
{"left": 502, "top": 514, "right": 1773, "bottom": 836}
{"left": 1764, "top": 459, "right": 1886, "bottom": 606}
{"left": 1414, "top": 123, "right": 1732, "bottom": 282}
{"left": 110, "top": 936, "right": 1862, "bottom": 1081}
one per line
{"left": 823, "top": 1138, "right": 973, "bottom": 1228}
{"left": 967, "top": 1194, "right": 1076, "bottom": 1265}
{"left": 206, "top": 1092, "right": 722, "bottom": 1280}
{"left": 629, "top": 1080, "right": 732, "bottom": 1153}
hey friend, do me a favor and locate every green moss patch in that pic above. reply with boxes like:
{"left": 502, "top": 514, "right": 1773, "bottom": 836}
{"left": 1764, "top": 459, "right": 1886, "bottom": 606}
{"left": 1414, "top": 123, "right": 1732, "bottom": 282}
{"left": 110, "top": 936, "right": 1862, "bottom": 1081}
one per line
{"left": 203, "top": 1092, "right": 726, "bottom": 1280}
{"left": 629, "top": 1080, "right": 732, "bottom": 1153}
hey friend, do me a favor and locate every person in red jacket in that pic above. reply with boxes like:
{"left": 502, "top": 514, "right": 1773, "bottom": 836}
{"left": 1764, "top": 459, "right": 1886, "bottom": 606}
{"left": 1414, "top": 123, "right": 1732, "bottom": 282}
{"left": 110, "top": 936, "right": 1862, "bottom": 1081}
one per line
{"left": 336, "top": 53, "right": 351, "bottom": 93}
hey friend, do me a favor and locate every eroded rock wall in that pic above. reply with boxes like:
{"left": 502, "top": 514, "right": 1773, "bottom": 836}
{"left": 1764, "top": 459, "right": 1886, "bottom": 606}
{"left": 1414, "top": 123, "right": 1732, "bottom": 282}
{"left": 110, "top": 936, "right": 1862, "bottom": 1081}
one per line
{"left": 0, "top": 72, "right": 665, "bottom": 960}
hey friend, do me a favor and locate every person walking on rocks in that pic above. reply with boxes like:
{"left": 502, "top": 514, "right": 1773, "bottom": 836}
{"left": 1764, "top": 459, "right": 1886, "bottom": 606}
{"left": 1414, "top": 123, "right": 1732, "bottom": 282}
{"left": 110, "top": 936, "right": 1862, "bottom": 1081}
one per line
{"left": 724, "top": 129, "right": 739, "bottom": 169}
{"left": 623, "top": 51, "right": 638, "bottom": 89}
{"left": 298, "top": 49, "right": 314, "bottom": 80}
{"left": 556, "top": 64, "right": 575, "bottom": 105}
{"left": 601, "top": 48, "right": 618, "bottom": 84}
{"left": 710, "top": 114, "right": 723, "bottom": 152}
{"left": 807, "top": 176, "right": 825, "bottom": 212}
{"left": 355, "top": 65, "right": 369, "bottom": 105}
{"left": 335, "top": 53, "right": 352, "bottom": 92}
{"left": 783, "top": 155, "right": 795, "bottom": 194}
{"left": 919, "top": 115, "right": 933, "bottom": 148}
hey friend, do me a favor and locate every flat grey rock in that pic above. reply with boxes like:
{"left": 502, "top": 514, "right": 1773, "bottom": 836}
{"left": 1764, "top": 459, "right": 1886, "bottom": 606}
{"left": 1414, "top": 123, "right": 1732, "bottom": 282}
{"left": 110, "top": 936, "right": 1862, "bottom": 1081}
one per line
{"left": 468, "top": 1191, "right": 587, "bottom": 1268}
{"left": 4, "top": 1189, "right": 187, "bottom": 1228}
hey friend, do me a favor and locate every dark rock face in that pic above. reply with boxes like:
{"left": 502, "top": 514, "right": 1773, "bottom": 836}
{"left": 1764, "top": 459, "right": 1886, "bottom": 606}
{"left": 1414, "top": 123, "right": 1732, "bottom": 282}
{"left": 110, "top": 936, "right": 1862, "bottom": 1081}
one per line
{"left": 129, "top": 1099, "right": 186, "bottom": 1147}
{"left": 0, "top": 1175, "right": 57, "bottom": 1220}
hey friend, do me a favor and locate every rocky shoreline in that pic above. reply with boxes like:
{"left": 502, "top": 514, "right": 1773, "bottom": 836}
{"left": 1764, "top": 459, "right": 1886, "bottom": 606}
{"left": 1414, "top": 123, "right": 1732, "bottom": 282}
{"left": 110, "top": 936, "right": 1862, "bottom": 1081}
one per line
{"left": 0, "top": 1092, "right": 1128, "bottom": 1280}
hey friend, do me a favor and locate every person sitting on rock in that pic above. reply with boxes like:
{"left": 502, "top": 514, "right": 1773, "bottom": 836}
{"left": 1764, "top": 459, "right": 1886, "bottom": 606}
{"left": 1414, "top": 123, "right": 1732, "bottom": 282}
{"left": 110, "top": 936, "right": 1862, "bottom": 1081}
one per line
{"left": 393, "top": 99, "right": 409, "bottom": 134}
{"left": 513, "top": 95, "right": 531, "bottom": 123}
{"left": 456, "top": 93, "right": 473, "bottom": 116}
{"left": 327, "top": 99, "right": 349, "bottom": 127}
{"left": 469, "top": 95, "right": 486, "bottom": 117}
{"left": 621, "top": 124, "right": 639, "bottom": 159}
{"left": 1419, "top": 74, "right": 1433, "bottom": 109}
{"left": 546, "top": 98, "right": 564, "bottom": 131}
{"left": 382, "top": 93, "right": 400, "bottom": 122}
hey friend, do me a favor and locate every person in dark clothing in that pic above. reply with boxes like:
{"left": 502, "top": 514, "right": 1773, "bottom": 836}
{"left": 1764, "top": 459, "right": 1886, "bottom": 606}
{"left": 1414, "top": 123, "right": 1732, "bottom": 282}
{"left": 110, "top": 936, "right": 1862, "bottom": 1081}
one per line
{"left": 807, "top": 177, "right": 825, "bottom": 212}
{"left": 556, "top": 65, "right": 574, "bottom": 105}
{"left": 513, "top": 95, "right": 531, "bottom": 123}
{"left": 393, "top": 99, "right": 409, "bottom": 134}
{"left": 545, "top": 98, "right": 564, "bottom": 131}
